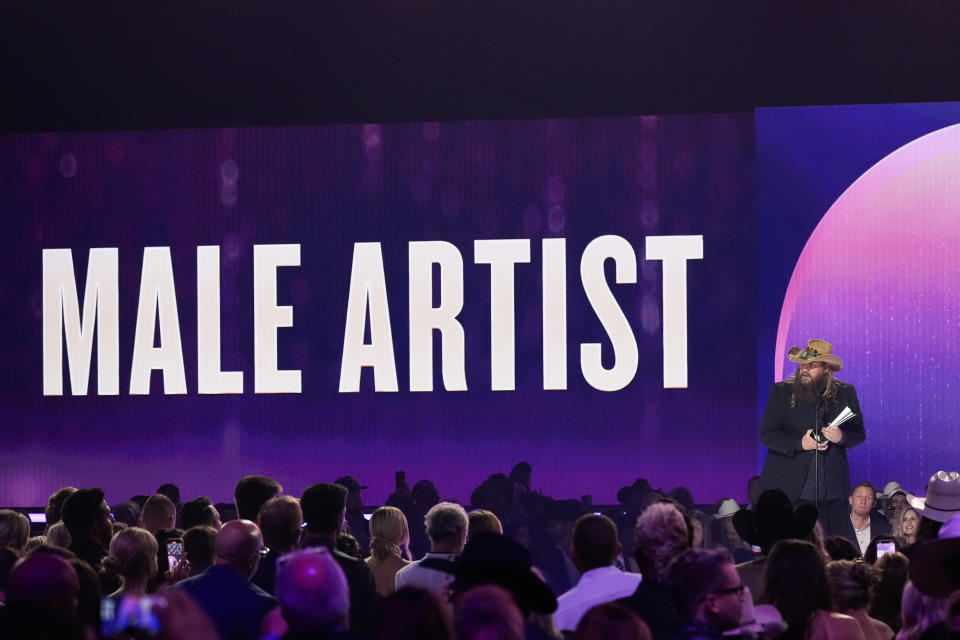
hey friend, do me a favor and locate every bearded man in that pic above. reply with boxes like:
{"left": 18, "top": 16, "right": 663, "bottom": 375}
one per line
{"left": 759, "top": 339, "right": 865, "bottom": 537}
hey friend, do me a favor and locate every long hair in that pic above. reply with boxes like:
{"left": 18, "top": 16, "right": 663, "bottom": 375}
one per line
{"left": 102, "top": 527, "right": 158, "bottom": 581}
{"left": 369, "top": 506, "right": 409, "bottom": 560}
{"left": 892, "top": 507, "right": 920, "bottom": 542}
{"left": 788, "top": 366, "right": 839, "bottom": 408}
{"left": 761, "top": 539, "right": 833, "bottom": 640}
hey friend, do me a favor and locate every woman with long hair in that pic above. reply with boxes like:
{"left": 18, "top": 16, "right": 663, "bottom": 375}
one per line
{"left": 892, "top": 507, "right": 920, "bottom": 547}
{"left": 761, "top": 539, "right": 864, "bottom": 640}
{"left": 102, "top": 527, "right": 159, "bottom": 597}
{"left": 366, "top": 506, "right": 410, "bottom": 596}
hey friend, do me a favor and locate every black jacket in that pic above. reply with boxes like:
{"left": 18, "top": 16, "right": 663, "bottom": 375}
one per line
{"left": 759, "top": 381, "right": 866, "bottom": 502}
{"left": 841, "top": 510, "right": 892, "bottom": 552}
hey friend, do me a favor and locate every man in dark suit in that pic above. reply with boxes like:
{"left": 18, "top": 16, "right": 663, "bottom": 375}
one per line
{"left": 301, "top": 482, "right": 379, "bottom": 638}
{"left": 177, "top": 519, "right": 276, "bottom": 640}
{"left": 759, "top": 339, "right": 866, "bottom": 536}
{"left": 842, "top": 482, "right": 892, "bottom": 556}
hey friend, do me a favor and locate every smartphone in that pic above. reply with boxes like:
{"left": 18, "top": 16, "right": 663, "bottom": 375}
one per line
{"left": 395, "top": 470, "right": 406, "bottom": 488}
{"left": 876, "top": 540, "right": 896, "bottom": 559}
{"left": 101, "top": 595, "right": 162, "bottom": 637}
{"left": 166, "top": 538, "right": 183, "bottom": 571}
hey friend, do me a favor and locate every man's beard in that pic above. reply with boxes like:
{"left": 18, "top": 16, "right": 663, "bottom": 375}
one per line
{"left": 793, "top": 372, "right": 829, "bottom": 405}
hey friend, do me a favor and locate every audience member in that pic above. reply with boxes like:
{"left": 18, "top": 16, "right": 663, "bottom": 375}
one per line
{"left": 253, "top": 494, "right": 303, "bottom": 595}
{"left": 61, "top": 486, "right": 113, "bottom": 572}
{"left": 177, "top": 519, "right": 276, "bottom": 640}
{"left": 373, "top": 587, "right": 455, "bottom": 640}
{"left": 276, "top": 546, "right": 352, "bottom": 639}
{"left": 235, "top": 474, "right": 282, "bottom": 522}
{"left": 665, "top": 548, "right": 745, "bottom": 637}
{"left": 869, "top": 551, "right": 910, "bottom": 634}
{"left": 111, "top": 500, "right": 142, "bottom": 528}
{"left": 0, "top": 546, "right": 22, "bottom": 602}
{"left": 761, "top": 539, "right": 863, "bottom": 640}
{"left": 897, "top": 580, "right": 948, "bottom": 640}
{"left": 709, "top": 498, "right": 754, "bottom": 563}
{"left": 102, "top": 526, "right": 158, "bottom": 598}
{"left": 338, "top": 532, "right": 364, "bottom": 560}
{"left": 180, "top": 496, "right": 222, "bottom": 531}
{"left": 825, "top": 534, "right": 862, "bottom": 561}
{"left": 906, "top": 471, "right": 960, "bottom": 549}
{"left": 301, "top": 482, "right": 379, "bottom": 637}
{"left": 44, "top": 521, "right": 71, "bottom": 548}
{"left": 909, "top": 512, "right": 960, "bottom": 600}
{"left": 0, "top": 510, "right": 31, "bottom": 553}
{"left": 843, "top": 482, "right": 892, "bottom": 556}
{"left": 45, "top": 486, "right": 77, "bottom": 529}
{"left": 746, "top": 476, "right": 762, "bottom": 510}
{"left": 468, "top": 509, "right": 503, "bottom": 541}
{"left": 182, "top": 525, "right": 217, "bottom": 576}
{"left": 553, "top": 514, "right": 641, "bottom": 632}
{"left": 541, "top": 498, "right": 582, "bottom": 594}
{"left": 574, "top": 602, "right": 651, "bottom": 640}
{"left": 453, "top": 532, "right": 558, "bottom": 624}
{"left": 4, "top": 552, "right": 84, "bottom": 639}
{"left": 140, "top": 493, "right": 177, "bottom": 535}
{"left": 455, "top": 584, "right": 525, "bottom": 640}
{"left": 827, "top": 559, "right": 893, "bottom": 640}
{"left": 337, "top": 475, "right": 372, "bottom": 557}
{"left": 723, "top": 586, "right": 788, "bottom": 638}
{"left": 366, "top": 506, "right": 410, "bottom": 596}
{"left": 617, "top": 502, "right": 688, "bottom": 636}
{"left": 732, "top": 489, "right": 818, "bottom": 596}
{"left": 893, "top": 507, "right": 921, "bottom": 547}
{"left": 396, "top": 501, "right": 469, "bottom": 603}
{"left": 68, "top": 557, "right": 102, "bottom": 634}
{"left": 157, "top": 482, "right": 181, "bottom": 506}
{"left": 409, "top": 480, "right": 441, "bottom": 559}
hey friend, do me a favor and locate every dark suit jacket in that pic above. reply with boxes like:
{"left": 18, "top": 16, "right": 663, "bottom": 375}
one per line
{"left": 759, "top": 381, "right": 866, "bottom": 502}
{"left": 841, "top": 510, "right": 892, "bottom": 552}
{"left": 178, "top": 565, "right": 276, "bottom": 640}
{"left": 301, "top": 535, "right": 379, "bottom": 639}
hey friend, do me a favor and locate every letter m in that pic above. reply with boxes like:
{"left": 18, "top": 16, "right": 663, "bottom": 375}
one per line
{"left": 43, "top": 248, "right": 119, "bottom": 395}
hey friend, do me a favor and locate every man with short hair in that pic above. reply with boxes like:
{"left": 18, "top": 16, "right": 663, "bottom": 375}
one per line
{"left": 177, "top": 519, "right": 276, "bottom": 640}
{"left": 276, "top": 547, "right": 351, "bottom": 638}
{"left": 139, "top": 493, "right": 177, "bottom": 535}
{"left": 180, "top": 496, "right": 222, "bottom": 531}
{"left": 552, "top": 514, "right": 642, "bottom": 631}
{"left": 253, "top": 494, "right": 303, "bottom": 595}
{"left": 335, "top": 475, "right": 371, "bottom": 556}
{"left": 234, "top": 475, "right": 282, "bottom": 522}
{"left": 301, "top": 482, "right": 378, "bottom": 636}
{"left": 395, "top": 501, "right": 469, "bottom": 602}
{"left": 842, "top": 481, "right": 891, "bottom": 555}
{"left": 61, "top": 487, "right": 113, "bottom": 572}
{"left": 665, "top": 548, "right": 744, "bottom": 637}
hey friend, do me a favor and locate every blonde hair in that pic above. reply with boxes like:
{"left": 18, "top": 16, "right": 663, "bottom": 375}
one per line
{"left": 634, "top": 502, "right": 689, "bottom": 582}
{"left": 467, "top": 510, "right": 503, "bottom": 540}
{"left": 369, "top": 506, "right": 409, "bottom": 559}
{"left": 102, "top": 527, "right": 159, "bottom": 580}
{"left": 0, "top": 510, "right": 30, "bottom": 551}
{"left": 46, "top": 521, "right": 72, "bottom": 548}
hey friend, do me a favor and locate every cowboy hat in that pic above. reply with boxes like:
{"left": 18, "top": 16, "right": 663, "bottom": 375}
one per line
{"left": 732, "top": 489, "right": 818, "bottom": 552}
{"left": 454, "top": 532, "right": 558, "bottom": 614}
{"left": 716, "top": 499, "right": 741, "bottom": 519}
{"left": 907, "top": 471, "right": 960, "bottom": 523}
{"left": 787, "top": 339, "right": 843, "bottom": 371}
{"left": 909, "top": 512, "right": 960, "bottom": 597}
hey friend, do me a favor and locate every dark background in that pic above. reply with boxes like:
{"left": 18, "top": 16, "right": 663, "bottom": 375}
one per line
{"left": 3, "top": 2, "right": 959, "bottom": 133}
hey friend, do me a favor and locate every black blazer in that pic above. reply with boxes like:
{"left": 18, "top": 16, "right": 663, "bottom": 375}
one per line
{"left": 759, "top": 381, "right": 866, "bottom": 502}
{"left": 841, "top": 510, "right": 892, "bottom": 553}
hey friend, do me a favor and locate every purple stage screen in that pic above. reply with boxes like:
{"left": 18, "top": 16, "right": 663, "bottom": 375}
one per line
{"left": 758, "top": 103, "right": 960, "bottom": 495}
{"left": 0, "top": 115, "right": 756, "bottom": 507}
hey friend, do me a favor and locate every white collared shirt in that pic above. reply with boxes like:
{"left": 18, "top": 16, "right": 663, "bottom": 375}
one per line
{"left": 853, "top": 518, "right": 871, "bottom": 556}
{"left": 552, "top": 565, "right": 643, "bottom": 631}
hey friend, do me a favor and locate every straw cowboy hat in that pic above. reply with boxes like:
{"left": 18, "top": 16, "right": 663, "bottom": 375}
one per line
{"left": 787, "top": 339, "right": 843, "bottom": 371}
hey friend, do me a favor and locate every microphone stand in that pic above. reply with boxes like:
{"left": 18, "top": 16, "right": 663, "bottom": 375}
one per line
{"left": 812, "top": 402, "right": 824, "bottom": 514}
